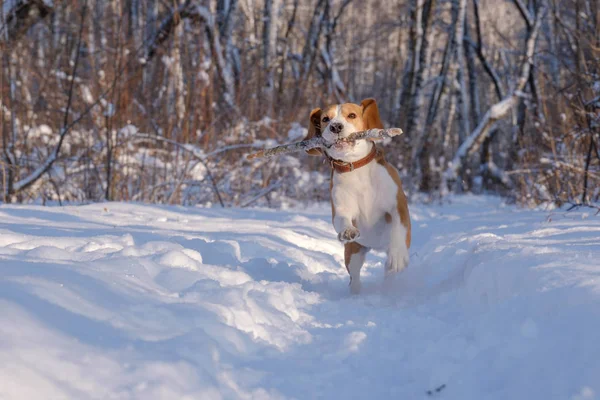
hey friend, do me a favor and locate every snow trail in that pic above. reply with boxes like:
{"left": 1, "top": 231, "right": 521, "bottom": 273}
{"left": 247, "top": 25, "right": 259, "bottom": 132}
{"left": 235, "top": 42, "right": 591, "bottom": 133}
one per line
{"left": 1, "top": 196, "right": 599, "bottom": 399}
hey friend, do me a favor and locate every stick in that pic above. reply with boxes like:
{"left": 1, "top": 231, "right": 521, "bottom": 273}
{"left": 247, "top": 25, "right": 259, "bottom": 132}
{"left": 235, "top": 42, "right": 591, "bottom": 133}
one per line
{"left": 341, "top": 128, "right": 403, "bottom": 142}
{"left": 246, "top": 128, "right": 403, "bottom": 160}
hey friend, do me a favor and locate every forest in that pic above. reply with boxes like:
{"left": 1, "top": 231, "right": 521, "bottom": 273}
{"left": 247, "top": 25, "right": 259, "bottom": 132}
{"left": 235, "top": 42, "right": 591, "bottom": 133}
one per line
{"left": 1, "top": 0, "right": 599, "bottom": 208}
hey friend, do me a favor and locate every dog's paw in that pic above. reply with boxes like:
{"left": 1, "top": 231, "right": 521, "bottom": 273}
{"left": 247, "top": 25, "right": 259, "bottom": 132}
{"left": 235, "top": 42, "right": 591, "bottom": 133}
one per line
{"left": 384, "top": 253, "right": 409, "bottom": 276}
{"left": 338, "top": 227, "right": 360, "bottom": 243}
{"left": 349, "top": 277, "right": 362, "bottom": 295}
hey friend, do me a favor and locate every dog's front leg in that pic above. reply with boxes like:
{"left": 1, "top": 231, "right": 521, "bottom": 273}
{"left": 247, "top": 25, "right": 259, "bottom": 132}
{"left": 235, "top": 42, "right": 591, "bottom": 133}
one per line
{"left": 334, "top": 215, "right": 360, "bottom": 242}
{"left": 332, "top": 189, "right": 360, "bottom": 243}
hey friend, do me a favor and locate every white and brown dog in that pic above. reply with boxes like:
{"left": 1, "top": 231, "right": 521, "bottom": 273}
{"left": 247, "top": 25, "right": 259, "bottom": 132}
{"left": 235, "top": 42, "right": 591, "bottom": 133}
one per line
{"left": 304, "top": 98, "right": 411, "bottom": 294}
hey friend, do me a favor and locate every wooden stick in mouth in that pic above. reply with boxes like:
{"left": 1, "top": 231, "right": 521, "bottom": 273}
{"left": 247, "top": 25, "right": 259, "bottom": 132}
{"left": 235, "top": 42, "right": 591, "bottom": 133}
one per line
{"left": 246, "top": 128, "right": 403, "bottom": 160}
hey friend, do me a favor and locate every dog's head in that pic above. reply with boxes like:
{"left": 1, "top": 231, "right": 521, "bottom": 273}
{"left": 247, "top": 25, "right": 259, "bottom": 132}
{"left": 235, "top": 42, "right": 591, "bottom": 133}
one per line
{"left": 304, "top": 98, "right": 384, "bottom": 161}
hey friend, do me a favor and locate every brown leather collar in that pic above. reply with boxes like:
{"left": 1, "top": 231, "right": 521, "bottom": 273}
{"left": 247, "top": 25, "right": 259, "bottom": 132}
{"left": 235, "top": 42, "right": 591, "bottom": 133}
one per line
{"left": 326, "top": 145, "right": 378, "bottom": 174}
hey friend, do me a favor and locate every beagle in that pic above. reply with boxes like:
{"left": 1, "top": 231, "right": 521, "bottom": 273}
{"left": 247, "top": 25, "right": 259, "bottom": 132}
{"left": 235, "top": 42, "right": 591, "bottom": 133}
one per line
{"left": 304, "top": 98, "right": 411, "bottom": 294}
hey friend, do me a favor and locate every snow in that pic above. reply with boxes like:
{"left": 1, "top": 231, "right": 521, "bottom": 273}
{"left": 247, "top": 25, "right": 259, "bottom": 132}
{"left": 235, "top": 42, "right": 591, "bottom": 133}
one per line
{"left": 80, "top": 85, "right": 94, "bottom": 105}
{"left": 1, "top": 196, "right": 600, "bottom": 399}
{"left": 28, "top": 124, "right": 53, "bottom": 142}
{"left": 287, "top": 123, "right": 307, "bottom": 141}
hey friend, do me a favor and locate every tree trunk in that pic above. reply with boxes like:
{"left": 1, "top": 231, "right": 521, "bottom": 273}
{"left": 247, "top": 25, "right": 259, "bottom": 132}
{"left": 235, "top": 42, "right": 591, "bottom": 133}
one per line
{"left": 411, "top": 0, "right": 454, "bottom": 190}
{"left": 276, "top": 0, "right": 299, "bottom": 108}
{"left": 445, "top": 5, "right": 544, "bottom": 185}
{"left": 396, "top": 0, "right": 424, "bottom": 131}
{"left": 293, "top": 0, "right": 326, "bottom": 103}
{"left": 454, "top": 0, "right": 470, "bottom": 144}
{"left": 263, "top": 0, "right": 280, "bottom": 113}
{"left": 464, "top": 17, "right": 480, "bottom": 127}
{"left": 404, "top": 0, "right": 436, "bottom": 138}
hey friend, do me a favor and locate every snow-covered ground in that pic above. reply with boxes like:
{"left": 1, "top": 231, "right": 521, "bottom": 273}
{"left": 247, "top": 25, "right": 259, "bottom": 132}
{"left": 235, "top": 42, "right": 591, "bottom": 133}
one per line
{"left": 1, "top": 196, "right": 599, "bottom": 400}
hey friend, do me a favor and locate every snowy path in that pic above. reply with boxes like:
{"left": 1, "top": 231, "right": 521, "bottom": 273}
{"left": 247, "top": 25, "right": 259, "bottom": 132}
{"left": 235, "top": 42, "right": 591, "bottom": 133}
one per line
{"left": 1, "top": 197, "right": 599, "bottom": 399}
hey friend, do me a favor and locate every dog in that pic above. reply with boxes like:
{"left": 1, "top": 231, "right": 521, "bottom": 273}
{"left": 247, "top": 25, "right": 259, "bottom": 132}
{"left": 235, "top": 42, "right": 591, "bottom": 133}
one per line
{"left": 304, "top": 98, "right": 411, "bottom": 294}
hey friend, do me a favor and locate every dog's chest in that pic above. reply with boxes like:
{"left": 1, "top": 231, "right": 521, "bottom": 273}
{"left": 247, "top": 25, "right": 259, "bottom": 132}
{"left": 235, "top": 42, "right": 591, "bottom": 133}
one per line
{"left": 333, "top": 162, "right": 397, "bottom": 221}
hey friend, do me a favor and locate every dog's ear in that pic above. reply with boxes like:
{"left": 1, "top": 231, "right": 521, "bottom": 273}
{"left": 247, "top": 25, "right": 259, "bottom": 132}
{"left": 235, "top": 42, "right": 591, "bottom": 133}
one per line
{"left": 360, "top": 98, "right": 384, "bottom": 130}
{"left": 304, "top": 107, "right": 323, "bottom": 156}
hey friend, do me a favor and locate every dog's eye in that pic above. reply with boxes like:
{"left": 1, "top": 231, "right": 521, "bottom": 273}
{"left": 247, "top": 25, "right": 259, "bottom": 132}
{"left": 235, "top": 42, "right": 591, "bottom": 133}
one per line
{"left": 322, "top": 116, "right": 330, "bottom": 123}
{"left": 347, "top": 113, "right": 357, "bottom": 119}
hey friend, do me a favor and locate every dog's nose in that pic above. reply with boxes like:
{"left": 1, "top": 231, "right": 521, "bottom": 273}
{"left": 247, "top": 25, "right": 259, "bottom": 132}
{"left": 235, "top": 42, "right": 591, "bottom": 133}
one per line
{"left": 330, "top": 122, "right": 343, "bottom": 134}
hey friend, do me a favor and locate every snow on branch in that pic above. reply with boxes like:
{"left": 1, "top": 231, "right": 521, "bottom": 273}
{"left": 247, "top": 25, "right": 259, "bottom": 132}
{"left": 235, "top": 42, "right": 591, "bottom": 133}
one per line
{"left": 246, "top": 128, "right": 403, "bottom": 160}
{"left": 445, "top": 5, "right": 544, "bottom": 181}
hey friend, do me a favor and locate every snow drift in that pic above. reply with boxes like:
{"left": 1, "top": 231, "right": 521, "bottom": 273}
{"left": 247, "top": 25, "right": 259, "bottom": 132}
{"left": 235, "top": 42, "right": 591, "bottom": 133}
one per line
{"left": 1, "top": 197, "right": 599, "bottom": 399}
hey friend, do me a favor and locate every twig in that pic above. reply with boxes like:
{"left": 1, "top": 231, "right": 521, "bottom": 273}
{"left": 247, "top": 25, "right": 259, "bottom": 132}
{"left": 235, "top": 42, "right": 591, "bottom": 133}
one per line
{"left": 341, "top": 127, "right": 403, "bottom": 142}
{"left": 246, "top": 137, "right": 322, "bottom": 160}
{"left": 240, "top": 181, "right": 283, "bottom": 207}
{"left": 426, "top": 384, "right": 447, "bottom": 396}
{"left": 132, "top": 132, "right": 225, "bottom": 207}
{"left": 513, "top": 0, "right": 533, "bottom": 28}
{"left": 10, "top": 0, "right": 88, "bottom": 195}
{"left": 246, "top": 128, "right": 403, "bottom": 160}
{"left": 566, "top": 202, "right": 600, "bottom": 215}
{"left": 205, "top": 143, "right": 263, "bottom": 158}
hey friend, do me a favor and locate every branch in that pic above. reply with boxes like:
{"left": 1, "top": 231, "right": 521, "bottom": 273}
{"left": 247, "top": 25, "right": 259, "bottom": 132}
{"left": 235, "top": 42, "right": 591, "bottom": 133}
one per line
{"left": 566, "top": 202, "right": 600, "bottom": 215}
{"left": 240, "top": 181, "right": 282, "bottom": 208}
{"left": 205, "top": 143, "right": 263, "bottom": 158}
{"left": 132, "top": 133, "right": 226, "bottom": 207}
{"left": 331, "top": 0, "right": 355, "bottom": 33}
{"left": 11, "top": 0, "right": 87, "bottom": 194}
{"left": 146, "top": 0, "right": 191, "bottom": 59}
{"left": 1, "top": 0, "right": 56, "bottom": 44}
{"left": 445, "top": 5, "right": 544, "bottom": 180}
{"left": 216, "top": 0, "right": 238, "bottom": 43}
{"left": 247, "top": 137, "right": 323, "bottom": 160}
{"left": 463, "top": 36, "right": 505, "bottom": 100}
{"left": 246, "top": 128, "right": 403, "bottom": 160}
{"left": 482, "top": 160, "right": 514, "bottom": 189}
{"left": 513, "top": 0, "right": 534, "bottom": 28}
{"left": 339, "top": 127, "right": 403, "bottom": 142}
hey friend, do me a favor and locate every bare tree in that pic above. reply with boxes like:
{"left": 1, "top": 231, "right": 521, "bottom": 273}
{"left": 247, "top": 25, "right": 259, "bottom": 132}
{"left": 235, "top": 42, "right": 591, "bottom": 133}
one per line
{"left": 445, "top": 4, "right": 544, "bottom": 187}
{"left": 0, "top": 0, "right": 596, "bottom": 208}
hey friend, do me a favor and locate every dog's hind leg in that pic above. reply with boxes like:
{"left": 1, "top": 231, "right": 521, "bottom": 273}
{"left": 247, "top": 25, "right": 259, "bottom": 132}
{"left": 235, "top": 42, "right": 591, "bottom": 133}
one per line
{"left": 384, "top": 214, "right": 409, "bottom": 278}
{"left": 345, "top": 242, "right": 368, "bottom": 294}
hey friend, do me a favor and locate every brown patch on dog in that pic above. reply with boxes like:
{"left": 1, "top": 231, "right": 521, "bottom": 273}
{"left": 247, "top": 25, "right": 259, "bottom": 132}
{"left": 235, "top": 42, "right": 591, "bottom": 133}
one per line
{"left": 322, "top": 105, "right": 338, "bottom": 119}
{"left": 384, "top": 212, "right": 392, "bottom": 223}
{"left": 329, "top": 169, "right": 335, "bottom": 224}
{"left": 340, "top": 103, "right": 365, "bottom": 131}
{"left": 360, "top": 98, "right": 384, "bottom": 130}
{"left": 304, "top": 108, "right": 324, "bottom": 156}
{"left": 376, "top": 148, "right": 411, "bottom": 248}
{"left": 344, "top": 241, "right": 364, "bottom": 273}
{"left": 375, "top": 148, "right": 386, "bottom": 166}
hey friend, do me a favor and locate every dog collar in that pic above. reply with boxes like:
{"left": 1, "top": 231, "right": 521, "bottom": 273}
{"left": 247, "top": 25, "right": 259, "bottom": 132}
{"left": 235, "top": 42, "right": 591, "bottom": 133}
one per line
{"left": 326, "top": 145, "right": 378, "bottom": 174}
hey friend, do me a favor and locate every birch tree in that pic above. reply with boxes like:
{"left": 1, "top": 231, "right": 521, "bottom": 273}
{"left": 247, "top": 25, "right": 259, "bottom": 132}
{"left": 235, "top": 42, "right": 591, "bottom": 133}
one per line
{"left": 1, "top": 0, "right": 597, "bottom": 207}
{"left": 445, "top": 4, "right": 544, "bottom": 187}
